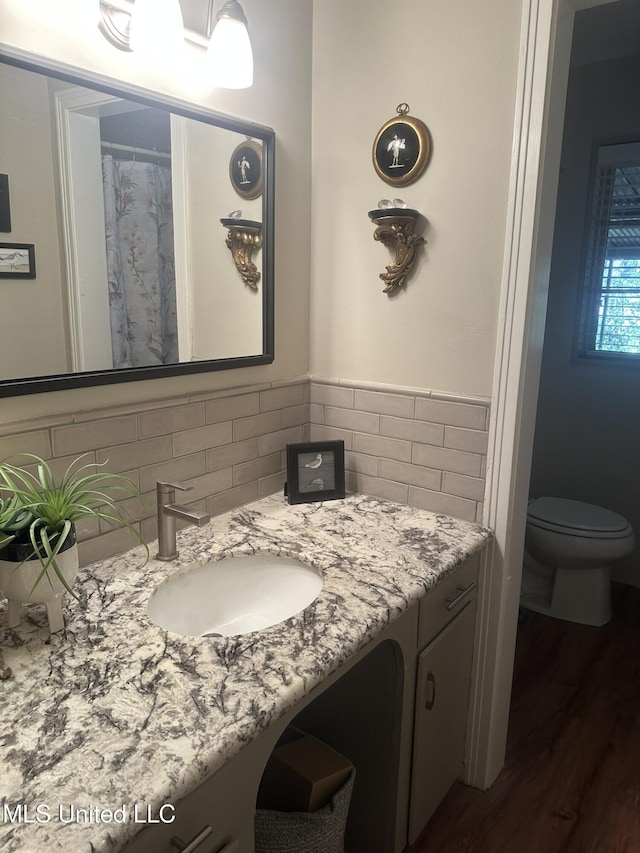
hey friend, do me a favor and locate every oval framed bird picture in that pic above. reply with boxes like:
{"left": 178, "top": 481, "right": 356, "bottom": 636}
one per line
{"left": 285, "top": 441, "right": 346, "bottom": 504}
{"left": 372, "top": 104, "right": 431, "bottom": 187}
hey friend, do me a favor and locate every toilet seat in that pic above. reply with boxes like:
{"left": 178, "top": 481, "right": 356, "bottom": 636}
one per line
{"left": 527, "top": 497, "right": 632, "bottom": 540}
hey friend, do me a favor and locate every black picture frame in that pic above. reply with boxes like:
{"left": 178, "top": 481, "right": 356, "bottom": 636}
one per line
{"left": 230, "top": 139, "right": 263, "bottom": 200}
{"left": 285, "top": 441, "right": 346, "bottom": 505}
{"left": 0, "top": 174, "right": 11, "bottom": 232}
{"left": 372, "top": 113, "right": 431, "bottom": 187}
{"left": 0, "top": 242, "right": 35, "bottom": 278}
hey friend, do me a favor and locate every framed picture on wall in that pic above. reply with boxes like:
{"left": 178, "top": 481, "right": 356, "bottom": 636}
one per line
{"left": 0, "top": 243, "right": 35, "bottom": 278}
{"left": 0, "top": 175, "right": 11, "bottom": 232}
{"left": 285, "top": 441, "right": 346, "bottom": 504}
{"left": 372, "top": 105, "right": 431, "bottom": 187}
{"left": 229, "top": 139, "right": 263, "bottom": 200}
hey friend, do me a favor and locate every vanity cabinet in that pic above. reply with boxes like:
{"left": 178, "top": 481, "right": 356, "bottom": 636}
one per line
{"left": 122, "top": 716, "right": 291, "bottom": 853}
{"left": 122, "top": 773, "right": 245, "bottom": 853}
{"left": 122, "top": 609, "right": 419, "bottom": 853}
{"left": 408, "top": 554, "right": 480, "bottom": 843}
{"left": 124, "top": 554, "right": 481, "bottom": 853}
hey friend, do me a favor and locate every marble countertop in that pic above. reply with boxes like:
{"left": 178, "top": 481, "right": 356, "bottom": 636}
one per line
{"left": 0, "top": 493, "right": 491, "bottom": 853}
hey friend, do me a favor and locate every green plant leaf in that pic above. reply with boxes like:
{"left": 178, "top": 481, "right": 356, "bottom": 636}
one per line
{"left": 0, "top": 452, "right": 149, "bottom": 601}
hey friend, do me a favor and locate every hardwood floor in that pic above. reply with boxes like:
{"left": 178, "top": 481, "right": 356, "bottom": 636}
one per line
{"left": 408, "top": 584, "right": 640, "bottom": 853}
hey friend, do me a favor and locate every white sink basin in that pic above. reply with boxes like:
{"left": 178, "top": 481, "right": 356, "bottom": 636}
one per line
{"left": 147, "top": 553, "right": 323, "bottom": 637}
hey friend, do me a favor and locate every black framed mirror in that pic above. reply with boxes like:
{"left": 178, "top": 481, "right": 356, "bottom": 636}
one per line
{"left": 0, "top": 49, "right": 274, "bottom": 397}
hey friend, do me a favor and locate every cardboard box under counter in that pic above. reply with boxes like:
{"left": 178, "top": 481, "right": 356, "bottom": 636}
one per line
{"left": 257, "top": 733, "right": 354, "bottom": 813}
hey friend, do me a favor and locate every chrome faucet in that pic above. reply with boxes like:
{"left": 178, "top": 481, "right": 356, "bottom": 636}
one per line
{"left": 156, "top": 480, "right": 210, "bottom": 561}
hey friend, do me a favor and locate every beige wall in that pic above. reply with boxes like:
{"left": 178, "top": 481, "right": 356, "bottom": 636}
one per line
{"left": 183, "top": 120, "right": 263, "bottom": 360}
{"left": 530, "top": 53, "right": 640, "bottom": 577}
{"left": 0, "top": 0, "right": 529, "bottom": 541}
{"left": 1, "top": 0, "right": 523, "bottom": 417}
{"left": 309, "top": 0, "right": 522, "bottom": 398}
{"left": 0, "top": 64, "right": 68, "bottom": 378}
{"left": 0, "top": 0, "right": 312, "bottom": 424}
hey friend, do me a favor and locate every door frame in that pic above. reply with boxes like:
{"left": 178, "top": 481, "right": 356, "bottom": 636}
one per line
{"left": 55, "top": 87, "right": 193, "bottom": 371}
{"left": 466, "top": 0, "right": 616, "bottom": 788}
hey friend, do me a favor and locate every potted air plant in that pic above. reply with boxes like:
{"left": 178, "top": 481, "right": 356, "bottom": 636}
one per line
{"left": 0, "top": 495, "right": 33, "bottom": 556}
{"left": 0, "top": 453, "right": 148, "bottom": 634}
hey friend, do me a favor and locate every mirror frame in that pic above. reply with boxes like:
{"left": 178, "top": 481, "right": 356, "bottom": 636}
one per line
{"left": 0, "top": 47, "right": 275, "bottom": 398}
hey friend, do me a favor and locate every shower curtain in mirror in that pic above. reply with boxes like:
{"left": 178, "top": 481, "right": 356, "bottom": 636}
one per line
{"left": 102, "top": 155, "right": 178, "bottom": 369}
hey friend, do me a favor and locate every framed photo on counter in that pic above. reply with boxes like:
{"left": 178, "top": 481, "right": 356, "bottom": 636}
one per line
{"left": 285, "top": 441, "right": 346, "bottom": 504}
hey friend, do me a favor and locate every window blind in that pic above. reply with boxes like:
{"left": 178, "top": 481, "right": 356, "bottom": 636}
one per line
{"left": 578, "top": 146, "right": 640, "bottom": 358}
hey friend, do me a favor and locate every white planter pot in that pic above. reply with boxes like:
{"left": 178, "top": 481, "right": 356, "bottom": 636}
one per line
{"left": 0, "top": 542, "right": 79, "bottom": 634}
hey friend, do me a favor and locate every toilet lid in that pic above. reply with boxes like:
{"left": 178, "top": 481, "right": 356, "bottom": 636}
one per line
{"left": 527, "top": 497, "right": 631, "bottom": 536}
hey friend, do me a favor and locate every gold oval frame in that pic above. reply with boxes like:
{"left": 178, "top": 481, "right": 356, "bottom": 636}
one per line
{"left": 372, "top": 113, "right": 431, "bottom": 187}
{"left": 229, "top": 139, "right": 263, "bottom": 200}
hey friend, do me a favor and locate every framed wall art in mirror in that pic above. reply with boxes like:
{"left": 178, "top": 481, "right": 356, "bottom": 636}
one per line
{"left": 0, "top": 174, "right": 11, "bottom": 232}
{"left": 229, "top": 139, "right": 263, "bottom": 200}
{"left": 0, "top": 48, "right": 275, "bottom": 398}
{"left": 0, "top": 243, "right": 36, "bottom": 279}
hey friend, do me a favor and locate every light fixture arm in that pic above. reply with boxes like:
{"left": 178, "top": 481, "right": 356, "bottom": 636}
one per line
{"left": 98, "top": 0, "right": 134, "bottom": 51}
{"left": 99, "top": 0, "right": 222, "bottom": 51}
{"left": 99, "top": 0, "right": 254, "bottom": 88}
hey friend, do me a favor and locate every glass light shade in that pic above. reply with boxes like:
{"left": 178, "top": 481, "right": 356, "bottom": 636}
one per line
{"left": 209, "top": 15, "right": 254, "bottom": 89}
{"left": 129, "top": 0, "right": 185, "bottom": 55}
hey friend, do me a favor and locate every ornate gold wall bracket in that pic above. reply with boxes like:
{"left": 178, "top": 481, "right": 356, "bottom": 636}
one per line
{"left": 368, "top": 209, "right": 425, "bottom": 294}
{"left": 220, "top": 218, "right": 263, "bottom": 289}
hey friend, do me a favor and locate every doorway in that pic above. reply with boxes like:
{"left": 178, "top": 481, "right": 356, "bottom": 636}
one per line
{"left": 100, "top": 107, "right": 179, "bottom": 369}
{"left": 53, "top": 84, "right": 193, "bottom": 372}
{"left": 468, "top": 0, "right": 630, "bottom": 792}
{"left": 528, "top": 1, "right": 640, "bottom": 585}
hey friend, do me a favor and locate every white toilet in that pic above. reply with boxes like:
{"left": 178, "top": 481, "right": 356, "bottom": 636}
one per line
{"left": 520, "top": 496, "right": 635, "bottom": 627}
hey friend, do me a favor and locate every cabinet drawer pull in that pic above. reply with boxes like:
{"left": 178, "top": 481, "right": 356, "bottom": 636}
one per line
{"left": 425, "top": 671, "right": 436, "bottom": 710}
{"left": 170, "top": 826, "right": 213, "bottom": 852}
{"left": 445, "top": 582, "right": 476, "bottom": 611}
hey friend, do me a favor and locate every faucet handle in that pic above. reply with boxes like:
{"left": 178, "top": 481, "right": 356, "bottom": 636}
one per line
{"left": 157, "top": 479, "right": 192, "bottom": 494}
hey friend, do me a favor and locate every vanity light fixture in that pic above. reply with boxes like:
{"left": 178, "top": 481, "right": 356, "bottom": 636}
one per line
{"left": 128, "top": 0, "right": 185, "bottom": 55}
{"left": 207, "top": 0, "right": 254, "bottom": 89}
{"left": 98, "top": 0, "right": 254, "bottom": 89}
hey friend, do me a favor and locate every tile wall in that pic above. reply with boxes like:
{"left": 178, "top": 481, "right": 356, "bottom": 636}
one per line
{"left": 310, "top": 378, "right": 490, "bottom": 524}
{"left": 0, "top": 379, "right": 310, "bottom": 567}
{"left": 0, "top": 376, "right": 490, "bottom": 566}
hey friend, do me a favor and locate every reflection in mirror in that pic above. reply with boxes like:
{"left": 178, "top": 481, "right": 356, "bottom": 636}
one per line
{"left": 0, "top": 55, "right": 274, "bottom": 396}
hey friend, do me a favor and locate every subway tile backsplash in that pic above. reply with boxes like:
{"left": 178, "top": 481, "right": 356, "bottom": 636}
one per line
{"left": 0, "top": 376, "right": 489, "bottom": 567}
{"left": 310, "top": 378, "right": 489, "bottom": 525}
{"left": 0, "top": 379, "right": 309, "bottom": 567}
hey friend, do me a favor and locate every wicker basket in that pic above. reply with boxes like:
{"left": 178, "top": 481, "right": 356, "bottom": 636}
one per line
{"left": 254, "top": 769, "right": 355, "bottom": 853}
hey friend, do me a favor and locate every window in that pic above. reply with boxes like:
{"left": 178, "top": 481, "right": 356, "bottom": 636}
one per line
{"left": 578, "top": 141, "right": 640, "bottom": 360}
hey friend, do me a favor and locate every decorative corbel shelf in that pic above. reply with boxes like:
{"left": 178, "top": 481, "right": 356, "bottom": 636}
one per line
{"left": 368, "top": 209, "right": 426, "bottom": 294}
{"left": 220, "top": 218, "right": 263, "bottom": 289}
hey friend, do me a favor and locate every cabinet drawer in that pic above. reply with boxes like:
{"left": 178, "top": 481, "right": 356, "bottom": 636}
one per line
{"left": 418, "top": 553, "right": 480, "bottom": 650}
{"left": 125, "top": 821, "right": 229, "bottom": 853}
{"left": 122, "top": 758, "right": 252, "bottom": 853}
